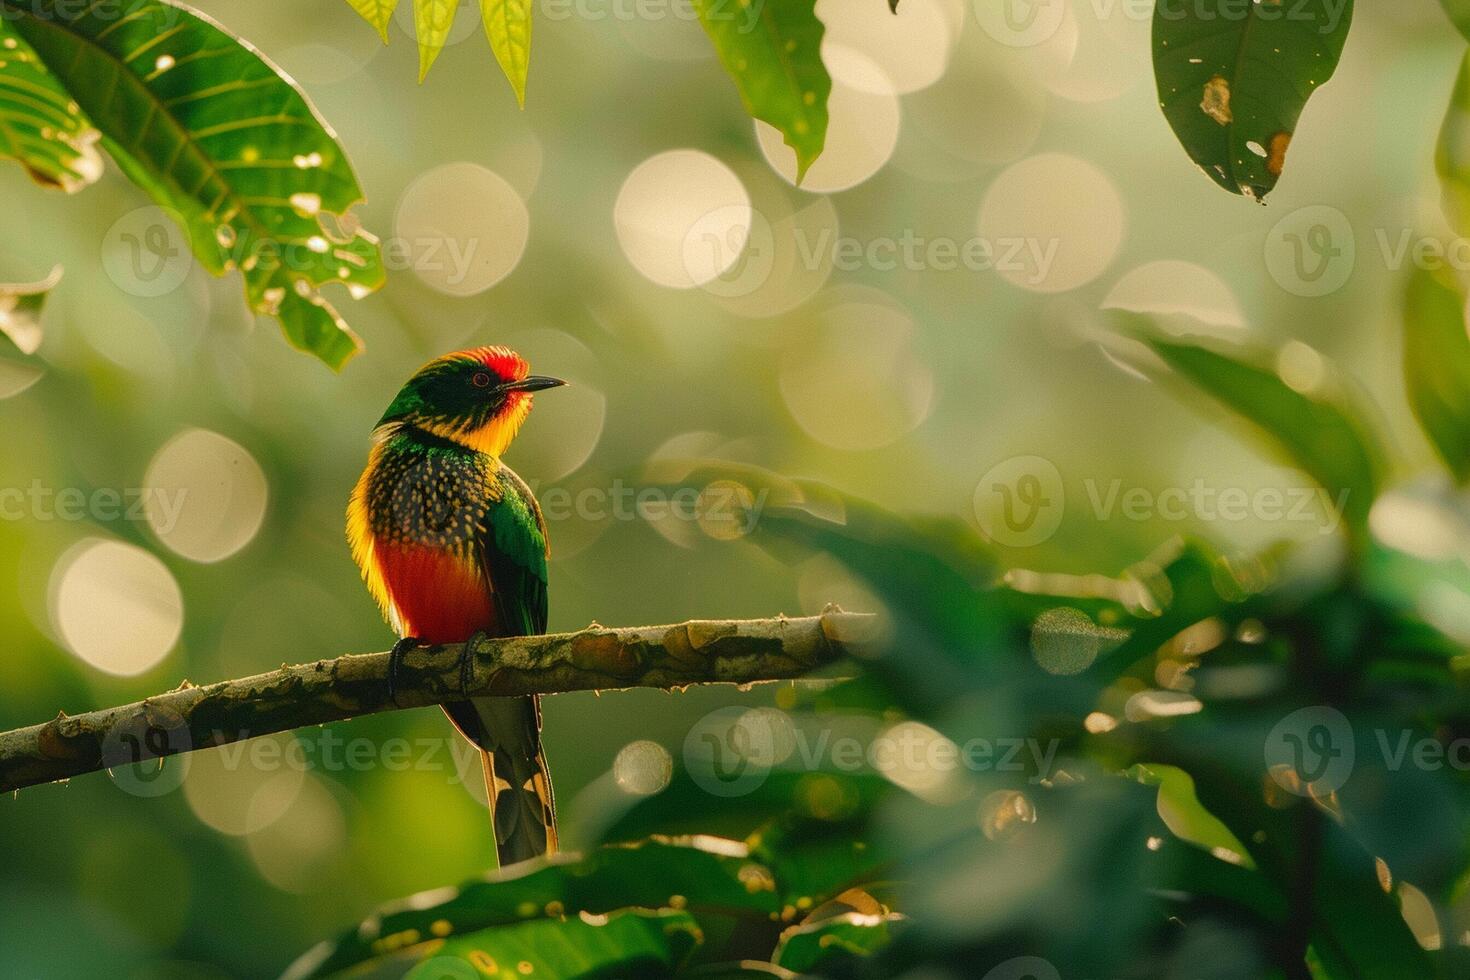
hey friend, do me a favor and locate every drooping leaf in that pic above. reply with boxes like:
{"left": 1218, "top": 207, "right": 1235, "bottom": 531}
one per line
{"left": 481, "top": 0, "right": 531, "bottom": 106}
{"left": 690, "top": 0, "right": 829, "bottom": 182}
{"left": 1402, "top": 266, "right": 1470, "bottom": 483}
{"left": 1441, "top": 53, "right": 1470, "bottom": 241}
{"left": 1129, "top": 763, "right": 1254, "bottom": 868}
{"left": 0, "top": 19, "right": 101, "bottom": 191}
{"left": 0, "top": 264, "right": 60, "bottom": 355}
{"left": 414, "top": 0, "right": 458, "bottom": 80}
{"left": 2, "top": 0, "right": 385, "bottom": 369}
{"left": 1124, "top": 323, "right": 1384, "bottom": 537}
{"left": 1152, "top": 0, "right": 1354, "bottom": 199}
{"left": 773, "top": 909, "right": 901, "bottom": 973}
{"left": 344, "top": 0, "right": 400, "bottom": 43}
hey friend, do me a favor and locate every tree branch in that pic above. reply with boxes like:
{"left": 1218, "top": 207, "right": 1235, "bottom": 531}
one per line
{"left": 0, "top": 612, "right": 874, "bottom": 794}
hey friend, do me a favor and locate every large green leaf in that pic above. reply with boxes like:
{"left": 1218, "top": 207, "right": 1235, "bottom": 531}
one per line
{"left": 482, "top": 0, "right": 531, "bottom": 107}
{"left": 1403, "top": 267, "right": 1470, "bottom": 483}
{"left": 1, "top": 0, "right": 385, "bottom": 369}
{"left": 691, "top": 0, "right": 829, "bottom": 182}
{"left": 1153, "top": 0, "right": 1354, "bottom": 199}
{"left": 0, "top": 19, "right": 100, "bottom": 191}
{"left": 1127, "top": 326, "right": 1384, "bottom": 538}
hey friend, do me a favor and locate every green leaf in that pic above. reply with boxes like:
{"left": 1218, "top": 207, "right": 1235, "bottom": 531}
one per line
{"left": 1130, "top": 763, "right": 1254, "bottom": 868}
{"left": 0, "top": 18, "right": 101, "bottom": 192}
{"left": 1403, "top": 267, "right": 1470, "bottom": 483}
{"left": 414, "top": 0, "right": 458, "bottom": 81}
{"left": 481, "top": 0, "right": 531, "bottom": 106}
{"left": 1152, "top": 0, "right": 1354, "bottom": 200}
{"left": 690, "top": 0, "right": 829, "bottom": 182}
{"left": 1442, "top": 0, "right": 1470, "bottom": 42}
{"left": 286, "top": 837, "right": 781, "bottom": 979}
{"left": 2, "top": 0, "right": 385, "bottom": 369}
{"left": 1441, "top": 53, "right": 1470, "bottom": 241}
{"left": 0, "top": 264, "right": 60, "bottom": 355}
{"left": 404, "top": 908, "right": 703, "bottom": 980}
{"left": 344, "top": 0, "right": 400, "bottom": 43}
{"left": 773, "top": 910, "right": 901, "bottom": 973}
{"left": 1128, "top": 326, "right": 1384, "bottom": 537}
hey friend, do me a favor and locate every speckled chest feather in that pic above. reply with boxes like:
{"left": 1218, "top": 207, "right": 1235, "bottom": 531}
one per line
{"left": 364, "top": 431, "right": 496, "bottom": 558}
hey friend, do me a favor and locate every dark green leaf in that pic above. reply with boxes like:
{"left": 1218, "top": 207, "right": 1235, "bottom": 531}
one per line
{"left": 1443, "top": 2, "right": 1470, "bottom": 47}
{"left": 1402, "top": 267, "right": 1470, "bottom": 483}
{"left": 1152, "top": 0, "right": 1354, "bottom": 199}
{"left": 690, "top": 0, "right": 829, "bottom": 181}
{"left": 3, "top": 0, "right": 385, "bottom": 368}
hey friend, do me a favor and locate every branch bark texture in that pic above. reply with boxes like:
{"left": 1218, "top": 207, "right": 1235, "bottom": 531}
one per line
{"left": 0, "top": 613, "right": 873, "bottom": 793}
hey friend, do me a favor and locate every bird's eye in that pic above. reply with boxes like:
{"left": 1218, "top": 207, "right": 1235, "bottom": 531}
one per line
{"left": 471, "top": 371, "right": 493, "bottom": 388}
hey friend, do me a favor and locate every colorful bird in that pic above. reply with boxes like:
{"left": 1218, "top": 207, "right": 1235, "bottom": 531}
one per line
{"left": 347, "top": 346, "right": 565, "bottom": 867}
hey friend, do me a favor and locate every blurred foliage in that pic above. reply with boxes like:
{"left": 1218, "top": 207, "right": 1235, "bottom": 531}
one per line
{"left": 2, "top": 2, "right": 1470, "bottom": 979}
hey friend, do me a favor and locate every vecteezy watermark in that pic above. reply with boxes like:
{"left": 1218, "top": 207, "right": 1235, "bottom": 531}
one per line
{"left": 974, "top": 0, "right": 1350, "bottom": 49}
{"left": 683, "top": 208, "right": 1063, "bottom": 298}
{"left": 0, "top": 482, "right": 188, "bottom": 532}
{"left": 1265, "top": 706, "right": 1470, "bottom": 799}
{"left": 681, "top": 706, "right": 1062, "bottom": 798}
{"left": 540, "top": 0, "right": 763, "bottom": 30}
{"left": 1264, "top": 204, "right": 1470, "bottom": 297}
{"left": 526, "top": 479, "right": 767, "bottom": 532}
{"left": 973, "top": 455, "right": 1349, "bottom": 548}
{"left": 102, "top": 205, "right": 485, "bottom": 298}
{"left": 0, "top": 0, "right": 187, "bottom": 28}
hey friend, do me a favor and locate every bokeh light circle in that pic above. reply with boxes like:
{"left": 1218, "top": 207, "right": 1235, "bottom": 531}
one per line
{"left": 145, "top": 428, "right": 269, "bottom": 563}
{"left": 614, "top": 149, "right": 751, "bottom": 289}
{"left": 977, "top": 152, "right": 1125, "bottom": 293}
{"left": 49, "top": 538, "right": 182, "bottom": 676}
{"left": 395, "top": 162, "right": 530, "bottom": 296}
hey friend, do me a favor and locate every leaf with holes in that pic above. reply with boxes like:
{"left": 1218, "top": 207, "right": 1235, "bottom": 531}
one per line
{"left": 0, "top": 18, "right": 101, "bottom": 191}
{"left": 1153, "top": 0, "right": 1354, "bottom": 200}
{"left": 1, "top": 0, "right": 385, "bottom": 369}
{"left": 691, "top": 0, "right": 829, "bottom": 182}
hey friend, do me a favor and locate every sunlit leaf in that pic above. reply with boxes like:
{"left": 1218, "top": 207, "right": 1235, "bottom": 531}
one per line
{"left": 1402, "top": 267, "right": 1470, "bottom": 483}
{"left": 773, "top": 909, "right": 901, "bottom": 973}
{"left": 285, "top": 838, "right": 780, "bottom": 978}
{"left": 401, "top": 908, "right": 702, "bottom": 980}
{"left": 344, "top": 0, "right": 400, "bottom": 43}
{"left": 1124, "top": 324, "right": 1384, "bottom": 537}
{"left": 0, "top": 19, "right": 101, "bottom": 192}
{"left": 3, "top": 0, "right": 385, "bottom": 369}
{"left": 0, "top": 264, "right": 60, "bottom": 355}
{"left": 482, "top": 0, "right": 531, "bottom": 106}
{"left": 414, "top": 0, "right": 458, "bottom": 80}
{"left": 1152, "top": 0, "right": 1354, "bottom": 199}
{"left": 691, "top": 0, "right": 829, "bottom": 182}
{"left": 1130, "top": 763, "right": 1254, "bottom": 868}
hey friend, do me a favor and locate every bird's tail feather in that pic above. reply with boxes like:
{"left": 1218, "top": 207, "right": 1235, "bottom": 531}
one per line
{"left": 442, "top": 695, "right": 557, "bottom": 868}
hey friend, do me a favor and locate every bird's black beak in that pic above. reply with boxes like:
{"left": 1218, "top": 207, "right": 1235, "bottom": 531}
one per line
{"left": 504, "top": 375, "right": 566, "bottom": 393}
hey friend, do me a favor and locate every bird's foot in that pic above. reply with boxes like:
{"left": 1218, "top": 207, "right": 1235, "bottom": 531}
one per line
{"left": 461, "top": 631, "right": 490, "bottom": 697}
{"left": 386, "top": 636, "right": 423, "bottom": 706}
